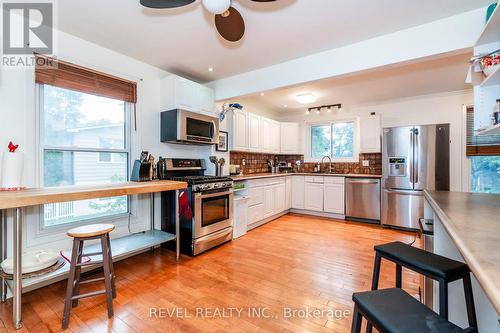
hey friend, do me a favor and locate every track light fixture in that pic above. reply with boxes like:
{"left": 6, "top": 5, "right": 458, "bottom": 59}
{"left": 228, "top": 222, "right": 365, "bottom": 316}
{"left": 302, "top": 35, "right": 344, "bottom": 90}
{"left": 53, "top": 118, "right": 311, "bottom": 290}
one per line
{"left": 306, "top": 103, "right": 343, "bottom": 115}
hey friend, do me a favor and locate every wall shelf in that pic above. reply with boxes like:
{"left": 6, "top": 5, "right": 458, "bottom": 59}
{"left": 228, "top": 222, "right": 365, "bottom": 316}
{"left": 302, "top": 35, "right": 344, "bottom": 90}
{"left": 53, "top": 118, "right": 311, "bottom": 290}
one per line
{"left": 475, "top": 5, "right": 500, "bottom": 47}
{"left": 5, "top": 230, "right": 176, "bottom": 293}
{"left": 477, "top": 123, "right": 500, "bottom": 136}
{"left": 480, "top": 65, "right": 500, "bottom": 87}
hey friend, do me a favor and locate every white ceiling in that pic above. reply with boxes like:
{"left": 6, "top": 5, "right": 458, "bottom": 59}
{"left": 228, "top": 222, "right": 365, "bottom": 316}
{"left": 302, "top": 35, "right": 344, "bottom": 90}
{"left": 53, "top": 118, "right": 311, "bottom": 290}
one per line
{"left": 228, "top": 52, "right": 472, "bottom": 113}
{"left": 57, "top": 0, "right": 489, "bottom": 82}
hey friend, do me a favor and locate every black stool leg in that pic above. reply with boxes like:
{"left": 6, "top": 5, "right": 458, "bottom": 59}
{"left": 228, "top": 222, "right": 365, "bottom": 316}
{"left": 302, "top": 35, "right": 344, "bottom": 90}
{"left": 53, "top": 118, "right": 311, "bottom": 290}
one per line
{"left": 462, "top": 274, "right": 478, "bottom": 331}
{"left": 106, "top": 234, "right": 116, "bottom": 299}
{"left": 367, "top": 253, "right": 381, "bottom": 333}
{"left": 351, "top": 305, "right": 363, "bottom": 333}
{"left": 439, "top": 279, "right": 448, "bottom": 320}
{"left": 101, "top": 235, "right": 114, "bottom": 318}
{"left": 62, "top": 239, "right": 80, "bottom": 329}
{"left": 72, "top": 238, "right": 84, "bottom": 307}
{"left": 371, "top": 253, "right": 381, "bottom": 290}
{"left": 396, "top": 264, "right": 402, "bottom": 288}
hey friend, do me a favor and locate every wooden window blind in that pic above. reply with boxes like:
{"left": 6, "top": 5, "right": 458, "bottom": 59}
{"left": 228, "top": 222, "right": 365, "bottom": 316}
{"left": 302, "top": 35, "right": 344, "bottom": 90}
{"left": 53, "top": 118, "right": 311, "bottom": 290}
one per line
{"left": 466, "top": 106, "right": 500, "bottom": 156}
{"left": 35, "top": 55, "right": 137, "bottom": 103}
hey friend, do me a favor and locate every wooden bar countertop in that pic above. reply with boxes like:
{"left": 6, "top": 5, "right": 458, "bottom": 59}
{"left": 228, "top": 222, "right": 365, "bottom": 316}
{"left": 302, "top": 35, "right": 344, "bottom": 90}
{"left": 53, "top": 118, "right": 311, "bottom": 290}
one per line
{"left": 424, "top": 190, "right": 500, "bottom": 314}
{"left": 0, "top": 180, "right": 187, "bottom": 210}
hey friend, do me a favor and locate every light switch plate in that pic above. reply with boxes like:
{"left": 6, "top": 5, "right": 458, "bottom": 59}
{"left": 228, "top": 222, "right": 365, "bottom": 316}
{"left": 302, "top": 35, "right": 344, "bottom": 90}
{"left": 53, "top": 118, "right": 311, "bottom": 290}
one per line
{"left": 362, "top": 160, "right": 370, "bottom": 167}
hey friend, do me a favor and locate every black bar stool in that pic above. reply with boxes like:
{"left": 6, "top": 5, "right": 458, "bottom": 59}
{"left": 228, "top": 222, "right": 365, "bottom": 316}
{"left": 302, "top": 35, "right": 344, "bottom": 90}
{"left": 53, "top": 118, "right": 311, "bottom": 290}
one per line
{"left": 351, "top": 288, "right": 475, "bottom": 333}
{"left": 62, "top": 224, "right": 117, "bottom": 330}
{"left": 366, "top": 241, "right": 477, "bottom": 333}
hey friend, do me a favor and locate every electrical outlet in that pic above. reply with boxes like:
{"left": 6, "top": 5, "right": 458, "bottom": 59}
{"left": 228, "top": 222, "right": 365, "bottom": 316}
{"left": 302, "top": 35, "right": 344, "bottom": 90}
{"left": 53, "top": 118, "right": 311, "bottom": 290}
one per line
{"left": 362, "top": 160, "right": 370, "bottom": 167}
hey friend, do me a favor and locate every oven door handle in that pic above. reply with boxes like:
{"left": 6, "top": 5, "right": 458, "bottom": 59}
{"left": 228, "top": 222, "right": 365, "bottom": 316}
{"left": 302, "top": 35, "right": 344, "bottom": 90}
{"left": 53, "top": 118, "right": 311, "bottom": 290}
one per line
{"left": 195, "top": 190, "right": 233, "bottom": 199}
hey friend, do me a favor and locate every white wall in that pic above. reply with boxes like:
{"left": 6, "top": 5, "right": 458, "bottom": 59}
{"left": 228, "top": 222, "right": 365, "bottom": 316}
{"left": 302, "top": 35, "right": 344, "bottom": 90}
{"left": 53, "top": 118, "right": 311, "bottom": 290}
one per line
{"left": 278, "top": 90, "right": 473, "bottom": 192}
{"left": 0, "top": 30, "right": 226, "bottom": 255}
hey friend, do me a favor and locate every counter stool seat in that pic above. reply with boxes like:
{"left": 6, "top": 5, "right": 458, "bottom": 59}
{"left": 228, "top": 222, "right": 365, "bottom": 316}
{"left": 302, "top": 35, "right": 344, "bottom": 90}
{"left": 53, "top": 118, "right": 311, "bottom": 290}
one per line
{"left": 374, "top": 241, "right": 469, "bottom": 281}
{"left": 67, "top": 223, "right": 115, "bottom": 238}
{"left": 351, "top": 288, "right": 471, "bottom": 333}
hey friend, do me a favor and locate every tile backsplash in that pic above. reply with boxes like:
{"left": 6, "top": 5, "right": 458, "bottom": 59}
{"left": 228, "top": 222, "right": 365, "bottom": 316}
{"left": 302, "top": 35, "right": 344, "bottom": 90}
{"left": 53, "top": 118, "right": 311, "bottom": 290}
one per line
{"left": 229, "top": 151, "right": 382, "bottom": 175}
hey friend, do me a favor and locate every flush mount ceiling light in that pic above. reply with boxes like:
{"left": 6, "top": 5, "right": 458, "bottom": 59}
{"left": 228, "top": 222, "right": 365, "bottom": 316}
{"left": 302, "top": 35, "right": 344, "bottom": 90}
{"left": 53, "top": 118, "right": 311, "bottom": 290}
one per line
{"left": 295, "top": 93, "right": 317, "bottom": 104}
{"left": 208, "top": 67, "right": 214, "bottom": 72}
{"left": 139, "top": 0, "right": 276, "bottom": 42}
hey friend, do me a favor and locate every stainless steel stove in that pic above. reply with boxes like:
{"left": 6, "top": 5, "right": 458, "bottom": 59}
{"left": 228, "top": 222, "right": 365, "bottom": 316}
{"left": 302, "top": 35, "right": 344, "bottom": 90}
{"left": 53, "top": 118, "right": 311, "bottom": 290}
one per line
{"left": 160, "top": 158, "right": 233, "bottom": 256}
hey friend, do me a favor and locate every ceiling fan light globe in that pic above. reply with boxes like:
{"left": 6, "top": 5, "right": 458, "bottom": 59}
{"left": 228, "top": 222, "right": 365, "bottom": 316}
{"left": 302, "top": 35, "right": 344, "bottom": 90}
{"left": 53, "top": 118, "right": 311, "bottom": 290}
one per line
{"left": 202, "top": 0, "right": 231, "bottom": 15}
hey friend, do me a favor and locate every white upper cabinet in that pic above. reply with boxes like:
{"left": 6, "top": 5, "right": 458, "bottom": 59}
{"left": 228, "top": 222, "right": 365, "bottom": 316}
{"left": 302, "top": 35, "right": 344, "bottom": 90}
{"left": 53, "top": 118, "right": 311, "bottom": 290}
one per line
{"left": 280, "top": 122, "right": 300, "bottom": 154}
{"left": 231, "top": 109, "right": 249, "bottom": 151}
{"left": 229, "top": 110, "right": 298, "bottom": 154}
{"left": 248, "top": 113, "right": 261, "bottom": 151}
{"left": 359, "top": 114, "right": 381, "bottom": 153}
{"left": 270, "top": 120, "right": 281, "bottom": 153}
{"left": 259, "top": 117, "right": 272, "bottom": 152}
{"left": 198, "top": 85, "right": 216, "bottom": 116}
{"left": 160, "top": 75, "right": 215, "bottom": 115}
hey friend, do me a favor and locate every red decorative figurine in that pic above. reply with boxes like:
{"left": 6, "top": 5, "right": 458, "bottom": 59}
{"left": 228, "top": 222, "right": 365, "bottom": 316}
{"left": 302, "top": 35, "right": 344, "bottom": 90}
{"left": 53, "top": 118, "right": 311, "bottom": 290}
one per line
{"left": 8, "top": 141, "right": 19, "bottom": 152}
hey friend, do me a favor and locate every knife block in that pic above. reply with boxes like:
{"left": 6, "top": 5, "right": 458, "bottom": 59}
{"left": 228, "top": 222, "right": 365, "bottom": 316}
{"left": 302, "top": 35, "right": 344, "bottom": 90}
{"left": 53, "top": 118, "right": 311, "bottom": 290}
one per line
{"left": 131, "top": 160, "right": 151, "bottom": 182}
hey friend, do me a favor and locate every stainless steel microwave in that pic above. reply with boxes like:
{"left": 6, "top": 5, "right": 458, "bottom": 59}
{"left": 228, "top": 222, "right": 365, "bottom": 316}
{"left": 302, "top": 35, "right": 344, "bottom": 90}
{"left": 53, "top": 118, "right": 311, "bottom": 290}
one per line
{"left": 160, "top": 109, "right": 219, "bottom": 145}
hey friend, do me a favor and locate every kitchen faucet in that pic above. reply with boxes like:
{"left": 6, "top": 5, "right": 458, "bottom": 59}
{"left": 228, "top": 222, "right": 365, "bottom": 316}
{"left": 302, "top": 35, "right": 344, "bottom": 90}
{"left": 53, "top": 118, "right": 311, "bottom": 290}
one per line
{"left": 320, "top": 155, "right": 334, "bottom": 173}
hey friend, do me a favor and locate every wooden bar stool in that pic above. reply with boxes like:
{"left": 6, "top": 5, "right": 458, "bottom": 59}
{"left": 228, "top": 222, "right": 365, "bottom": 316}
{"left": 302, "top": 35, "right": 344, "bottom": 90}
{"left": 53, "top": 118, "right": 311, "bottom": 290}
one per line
{"left": 62, "top": 224, "right": 116, "bottom": 330}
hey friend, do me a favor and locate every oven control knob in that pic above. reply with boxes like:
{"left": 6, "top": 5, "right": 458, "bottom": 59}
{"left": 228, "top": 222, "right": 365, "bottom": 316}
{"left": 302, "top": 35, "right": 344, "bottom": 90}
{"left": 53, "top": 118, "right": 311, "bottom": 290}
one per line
{"left": 213, "top": 183, "right": 219, "bottom": 188}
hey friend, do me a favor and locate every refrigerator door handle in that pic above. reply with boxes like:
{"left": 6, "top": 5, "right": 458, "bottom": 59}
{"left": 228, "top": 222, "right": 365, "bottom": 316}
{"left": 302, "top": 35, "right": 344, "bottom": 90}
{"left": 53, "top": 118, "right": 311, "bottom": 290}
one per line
{"left": 385, "top": 188, "right": 423, "bottom": 195}
{"left": 414, "top": 129, "right": 419, "bottom": 184}
{"left": 409, "top": 128, "right": 414, "bottom": 186}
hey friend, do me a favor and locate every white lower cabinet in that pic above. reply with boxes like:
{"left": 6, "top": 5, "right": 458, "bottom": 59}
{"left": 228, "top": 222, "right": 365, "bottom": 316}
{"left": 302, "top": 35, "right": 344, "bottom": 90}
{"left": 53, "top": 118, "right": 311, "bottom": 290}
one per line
{"left": 324, "top": 184, "right": 345, "bottom": 214}
{"left": 262, "top": 186, "right": 275, "bottom": 218}
{"left": 291, "top": 176, "right": 305, "bottom": 209}
{"left": 274, "top": 183, "right": 286, "bottom": 214}
{"left": 304, "top": 181, "right": 324, "bottom": 212}
{"left": 246, "top": 177, "right": 287, "bottom": 226}
{"left": 248, "top": 203, "right": 264, "bottom": 224}
{"left": 243, "top": 175, "right": 346, "bottom": 231}
{"left": 285, "top": 176, "right": 292, "bottom": 210}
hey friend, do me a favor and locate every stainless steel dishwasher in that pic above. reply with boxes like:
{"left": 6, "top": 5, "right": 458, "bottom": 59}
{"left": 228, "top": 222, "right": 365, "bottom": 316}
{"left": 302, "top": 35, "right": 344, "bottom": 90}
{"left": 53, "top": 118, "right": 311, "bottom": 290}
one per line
{"left": 345, "top": 178, "right": 381, "bottom": 222}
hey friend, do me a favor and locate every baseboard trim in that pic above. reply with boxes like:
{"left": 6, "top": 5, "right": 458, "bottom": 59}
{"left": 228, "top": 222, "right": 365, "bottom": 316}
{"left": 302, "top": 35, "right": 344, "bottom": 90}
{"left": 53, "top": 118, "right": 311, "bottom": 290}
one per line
{"left": 247, "top": 210, "right": 289, "bottom": 231}
{"left": 290, "top": 209, "right": 345, "bottom": 220}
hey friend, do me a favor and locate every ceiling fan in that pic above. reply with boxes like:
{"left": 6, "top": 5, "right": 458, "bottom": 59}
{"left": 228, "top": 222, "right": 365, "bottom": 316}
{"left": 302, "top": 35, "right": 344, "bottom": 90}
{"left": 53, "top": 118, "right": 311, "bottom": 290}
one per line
{"left": 140, "top": 0, "right": 276, "bottom": 42}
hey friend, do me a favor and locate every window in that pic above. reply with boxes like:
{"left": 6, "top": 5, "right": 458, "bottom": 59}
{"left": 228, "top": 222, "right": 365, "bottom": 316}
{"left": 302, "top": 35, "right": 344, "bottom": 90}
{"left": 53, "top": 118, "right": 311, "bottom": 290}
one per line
{"left": 466, "top": 106, "right": 500, "bottom": 194}
{"left": 310, "top": 121, "right": 356, "bottom": 160}
{"left": 40, "top": 84, "right": 129, "bottom": 227}
{"left": 470, "top": 157, "right": 500, "bottom": 193}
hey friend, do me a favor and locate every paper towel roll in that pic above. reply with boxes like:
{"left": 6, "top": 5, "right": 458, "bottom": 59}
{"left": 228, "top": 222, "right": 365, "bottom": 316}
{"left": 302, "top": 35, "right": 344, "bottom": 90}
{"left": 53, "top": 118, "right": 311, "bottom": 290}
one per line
{"left": 1, "top": 152, "right": 24, "bottom": 190}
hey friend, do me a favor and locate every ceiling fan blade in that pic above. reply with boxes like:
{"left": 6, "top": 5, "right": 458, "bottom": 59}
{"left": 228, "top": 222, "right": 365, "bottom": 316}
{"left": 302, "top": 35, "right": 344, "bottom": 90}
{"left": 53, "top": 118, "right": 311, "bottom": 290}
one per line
{"left": 139, "top": 0, "right": 195, "bottom": 9}
{"left": 249, "top": 0, "right": 277, "bottom": 2}
{"left": 215, "top": 6, "right": 245, "bottom": 42}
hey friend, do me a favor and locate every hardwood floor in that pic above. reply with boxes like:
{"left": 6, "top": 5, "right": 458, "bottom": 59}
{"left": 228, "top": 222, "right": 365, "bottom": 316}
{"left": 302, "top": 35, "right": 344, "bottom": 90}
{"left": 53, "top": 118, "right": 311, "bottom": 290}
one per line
{"left": 0, "top": 215, "right": 421, "bottom": 333}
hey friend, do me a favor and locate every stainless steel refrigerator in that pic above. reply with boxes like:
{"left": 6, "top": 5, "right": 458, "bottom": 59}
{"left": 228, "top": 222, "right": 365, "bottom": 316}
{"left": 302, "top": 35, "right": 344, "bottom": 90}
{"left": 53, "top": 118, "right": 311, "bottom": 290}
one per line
{"left": 382, "top": 124, "right": 449, "bottom": 230}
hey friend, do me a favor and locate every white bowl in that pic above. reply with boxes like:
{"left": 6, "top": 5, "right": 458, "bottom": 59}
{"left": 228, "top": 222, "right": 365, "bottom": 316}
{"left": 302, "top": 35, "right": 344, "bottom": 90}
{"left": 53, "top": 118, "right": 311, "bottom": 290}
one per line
{"left": 1, "top": 250, "right": 60, "bottom": 275}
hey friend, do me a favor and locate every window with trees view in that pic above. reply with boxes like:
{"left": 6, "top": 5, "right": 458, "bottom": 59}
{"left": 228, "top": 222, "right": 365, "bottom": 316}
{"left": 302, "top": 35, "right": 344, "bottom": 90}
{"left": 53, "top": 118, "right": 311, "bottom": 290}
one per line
{"left": 470, "top": 156, "right": 500, "bottom": 194}
{"left": 41, "top": 84, "right": 129, "bottom": 227}
{"left": 310, "top": 121, "right": 356, "bottom": 160}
